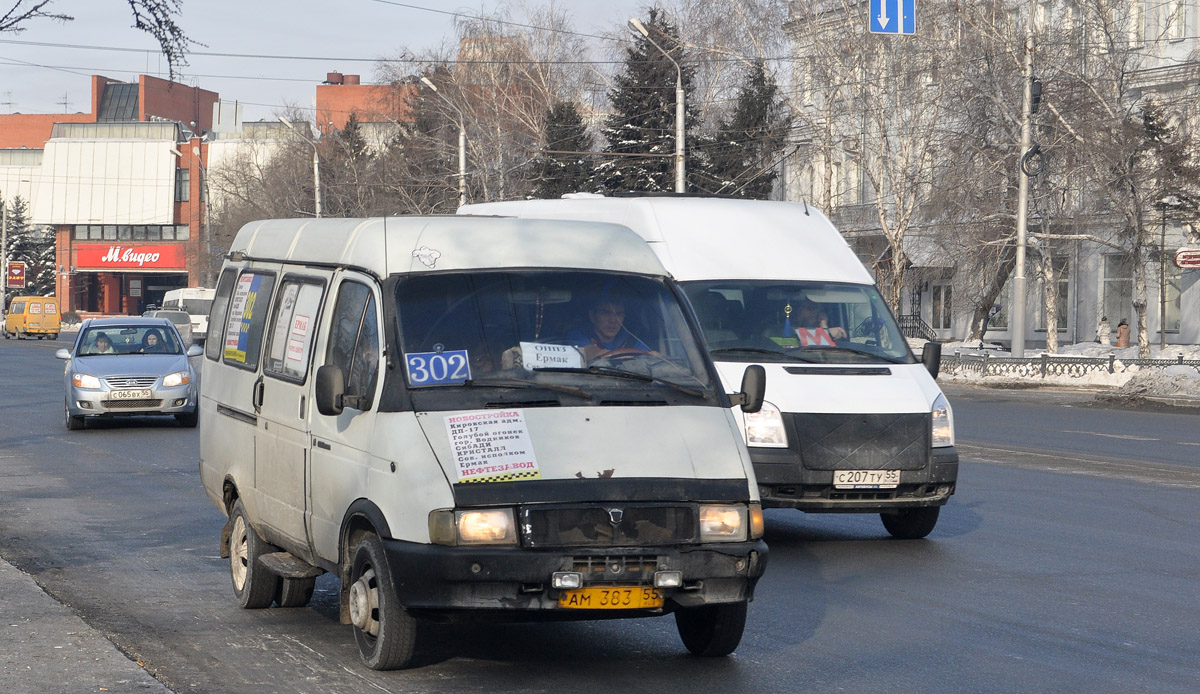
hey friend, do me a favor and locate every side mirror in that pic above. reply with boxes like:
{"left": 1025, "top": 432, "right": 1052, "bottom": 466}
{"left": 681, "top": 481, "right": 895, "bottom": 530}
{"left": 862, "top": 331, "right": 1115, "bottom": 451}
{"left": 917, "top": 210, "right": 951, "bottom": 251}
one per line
{"left": 55, "top": 348, "right": 71, "bottom": 360}
{"left": 187, "top": 344, "right": 203, "bottom": 357}
{"left": 922, "top": 341, "right": 942, "bottom": 379}
{"left": 315, "top": 365, "right": 346, "bottom": 416}
{"left": 729, "top": 364, "right": 766, "bottom": 413}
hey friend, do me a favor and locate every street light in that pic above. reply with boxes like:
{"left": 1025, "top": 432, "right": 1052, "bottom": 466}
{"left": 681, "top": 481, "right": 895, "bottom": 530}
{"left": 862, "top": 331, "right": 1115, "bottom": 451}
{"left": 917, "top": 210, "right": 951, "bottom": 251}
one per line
{"left": 419, "top": 76, "right": 467, "bottom": 208}
{"left": 1, "top": 194, "right": 8, "bottom": 314}
{"left": 278, "top": 116, "right": 322, "bottom": 218}
{"left": 629, "top": 17, "right": 686, "bottom": 194}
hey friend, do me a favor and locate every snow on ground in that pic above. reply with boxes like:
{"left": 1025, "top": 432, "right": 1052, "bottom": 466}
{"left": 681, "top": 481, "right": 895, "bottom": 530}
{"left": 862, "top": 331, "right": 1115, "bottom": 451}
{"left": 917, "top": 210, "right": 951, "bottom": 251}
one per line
{"left": 926, "top": 339, "right": 1200, "bottom": 399}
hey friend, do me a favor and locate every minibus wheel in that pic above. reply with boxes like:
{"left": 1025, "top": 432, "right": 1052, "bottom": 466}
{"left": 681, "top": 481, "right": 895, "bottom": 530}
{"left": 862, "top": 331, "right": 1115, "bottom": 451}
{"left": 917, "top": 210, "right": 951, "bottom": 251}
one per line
{"left": 675, "top": 600, "right": 748, "bottom": 657}
{"left": 275, "top": 577, "right": 316, "bottom": 608}
{"left": 349, "top": 535, "right": 418, "bottom": 669}
{"left": 229, "top": 500, "right": 279, "bottom": 608}
{"left": 880, "top": 506, "right": 940, "bottom": 539}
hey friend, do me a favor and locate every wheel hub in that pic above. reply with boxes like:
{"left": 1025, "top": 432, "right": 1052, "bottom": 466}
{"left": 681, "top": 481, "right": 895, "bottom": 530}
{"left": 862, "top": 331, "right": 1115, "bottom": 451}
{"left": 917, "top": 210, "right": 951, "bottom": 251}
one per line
{"left": 348, "top": 568, "right": 380, "bottom": 635}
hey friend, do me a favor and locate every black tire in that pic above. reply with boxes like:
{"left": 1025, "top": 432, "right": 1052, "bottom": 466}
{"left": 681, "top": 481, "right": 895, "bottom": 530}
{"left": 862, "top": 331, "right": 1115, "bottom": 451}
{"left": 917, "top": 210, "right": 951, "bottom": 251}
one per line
{"left": 64, "top": 403, "right": 84, "bottom": 431}
{"left": 349, "top": 535, "right": 418, "bottom": 670}
{"left": 228, "top": 500, "right": 279, "bottom": 609}
{"left": 675, "top": 601, "right": 748, "bottom": 657}
{"left": 175, "top": 410, "right": 199, "bottom": 428}
{"left": 50, "top": 333, "right": 59, "bottom": 340}
{"left": 881, "top": 506, "right": 940, "bottom": 539}
{"left": 275, "top": 577, "right": 317, "bottom": 608}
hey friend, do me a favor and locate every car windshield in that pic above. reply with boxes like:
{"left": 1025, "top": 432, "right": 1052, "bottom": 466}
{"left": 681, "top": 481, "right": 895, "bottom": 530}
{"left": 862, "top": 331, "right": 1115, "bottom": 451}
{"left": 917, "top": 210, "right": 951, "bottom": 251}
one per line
{"left": 681, "top": 280, "right": 915, "bottom": 364}
{"left": 393, "top": 270, "right": 716, "bottom": 407}
{"left": 79, "top": 325, "right": 182, "bottom": 356}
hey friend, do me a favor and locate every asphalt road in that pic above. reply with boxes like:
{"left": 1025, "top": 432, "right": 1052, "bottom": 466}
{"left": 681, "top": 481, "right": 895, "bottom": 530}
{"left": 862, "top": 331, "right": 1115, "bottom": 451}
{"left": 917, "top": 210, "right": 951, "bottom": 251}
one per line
{"left": 1, "top": 336, "right": 1197, "bottom": 693}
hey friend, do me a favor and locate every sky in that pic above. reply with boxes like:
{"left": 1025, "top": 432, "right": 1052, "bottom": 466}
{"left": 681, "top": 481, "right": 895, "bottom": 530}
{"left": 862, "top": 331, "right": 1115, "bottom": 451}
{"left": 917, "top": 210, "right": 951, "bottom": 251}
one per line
{"left": 0, "top": 0, "right": 647, "bottom": 123}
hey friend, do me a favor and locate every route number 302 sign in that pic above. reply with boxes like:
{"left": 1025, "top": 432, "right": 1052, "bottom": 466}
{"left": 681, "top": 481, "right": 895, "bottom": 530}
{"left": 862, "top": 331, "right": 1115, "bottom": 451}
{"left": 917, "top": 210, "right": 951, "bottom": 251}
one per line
{"left": 405, "top": 350, "right": 471, "bottom": 386}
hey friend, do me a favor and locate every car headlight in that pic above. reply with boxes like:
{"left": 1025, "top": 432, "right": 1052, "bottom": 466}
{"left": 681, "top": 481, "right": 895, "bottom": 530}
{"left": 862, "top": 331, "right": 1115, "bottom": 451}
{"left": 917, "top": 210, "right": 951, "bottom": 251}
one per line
{"left": 428, "top": 508, "right": 517, "bottom": 546}
{"left": 744, "top": 400, "right": 787, "bottom": 447}
{"left": 72, "top": 373, "right": 101, "bottom": 389}
{"left": 932, "top": 393, "right": 954, "bottom": 447}
{"left": 162, "top": 371, "right": 190, "bottom": 387}
{"left": 699, "top": 504, "right": 748, "bottom": 542}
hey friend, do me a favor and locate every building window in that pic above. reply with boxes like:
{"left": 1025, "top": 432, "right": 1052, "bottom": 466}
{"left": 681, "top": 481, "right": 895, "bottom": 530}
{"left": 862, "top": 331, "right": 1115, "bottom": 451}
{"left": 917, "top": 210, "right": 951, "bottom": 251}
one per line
{"left": 1129, "top": 0, "right": 1145, "bottom": 46}
{"left": 74, "top": 226, "right": 87, "bottom": 240}
{"left": 146, "top": 226, "right": 161, "bottom": 240}
{"left": 931, "top": 283, "right": 952, "bottom": 330}
{"left": 175, "top": 168, "right": 190, "bottom": 202}
{"left": 1102, "top": 254, "right": 1133, "bottom": 326}
{"left": 118, "top": 225, "right": 132, "bottom": 240}
{"left": 103, "top": 225, "right": 117, "bottom": 240}
{"left": 1168, "top": 0, "right": 1187, "bottom": 40}
{"left": 133, "top": 226, "right": 147, "bottom": 240}
{"left": 176, "top": 225, "right": 190, "bottom": 240}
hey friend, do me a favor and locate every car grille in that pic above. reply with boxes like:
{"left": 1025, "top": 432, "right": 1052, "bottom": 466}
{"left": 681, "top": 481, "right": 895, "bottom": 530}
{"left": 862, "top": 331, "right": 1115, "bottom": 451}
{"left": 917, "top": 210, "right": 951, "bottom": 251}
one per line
{"left": 104, "top": 399, "right": 163, "bottom": 409}
{"left": 790, "top": 412, "right": 930, "bottom": 471}
{"left": 520, "top": 504, "right": 697, "bottom": 548}
{"left": 569, "top": 555, "right": 662, "bottom": 581}
{"left": 105, "top": 376, "right": 158, "bottom": 388}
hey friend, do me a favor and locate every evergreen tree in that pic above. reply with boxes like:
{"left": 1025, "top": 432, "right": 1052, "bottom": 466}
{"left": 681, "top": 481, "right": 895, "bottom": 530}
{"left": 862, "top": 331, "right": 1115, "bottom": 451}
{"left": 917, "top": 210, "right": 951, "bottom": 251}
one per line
{"left": 528, "top": 101, "right": 595, "bottom": 198}
{"left": 695, "top": 60, "right": 789, "bottom": 199}
{"left": 597, "top": 9, "right": 703, "bottom": 193}
{"left": 3, "top": 196, "right": 54, "bottom": 296}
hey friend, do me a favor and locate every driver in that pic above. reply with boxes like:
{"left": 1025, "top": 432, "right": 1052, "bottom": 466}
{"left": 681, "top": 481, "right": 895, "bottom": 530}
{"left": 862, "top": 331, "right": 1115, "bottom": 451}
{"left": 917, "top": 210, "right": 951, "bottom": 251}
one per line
{"left": 794, "top": 298, "right": 847, "bottom": 342}
{"left": 568, "top": 297, "right": 650, "bottom": 362}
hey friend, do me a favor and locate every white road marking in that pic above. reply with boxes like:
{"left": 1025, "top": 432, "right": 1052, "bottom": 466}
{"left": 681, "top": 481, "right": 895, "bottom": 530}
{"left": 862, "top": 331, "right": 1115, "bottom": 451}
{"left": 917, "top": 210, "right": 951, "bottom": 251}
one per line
{"left": 1061, "top": 430, "right": 1159, "bottom": 441}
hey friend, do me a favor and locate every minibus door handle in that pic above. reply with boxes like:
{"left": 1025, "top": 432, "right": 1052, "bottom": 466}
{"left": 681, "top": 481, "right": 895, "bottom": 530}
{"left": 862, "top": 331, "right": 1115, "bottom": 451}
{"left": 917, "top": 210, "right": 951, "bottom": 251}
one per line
{"left": 252, "top": 375, "right": 265, "bottom": 413}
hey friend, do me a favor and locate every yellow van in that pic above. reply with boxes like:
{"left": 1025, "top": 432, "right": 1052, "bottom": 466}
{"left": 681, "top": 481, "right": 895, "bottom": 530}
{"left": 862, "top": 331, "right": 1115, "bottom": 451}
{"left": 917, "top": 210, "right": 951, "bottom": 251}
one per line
{"left": 3, "top": 296, "right": 61, "bottom": 340}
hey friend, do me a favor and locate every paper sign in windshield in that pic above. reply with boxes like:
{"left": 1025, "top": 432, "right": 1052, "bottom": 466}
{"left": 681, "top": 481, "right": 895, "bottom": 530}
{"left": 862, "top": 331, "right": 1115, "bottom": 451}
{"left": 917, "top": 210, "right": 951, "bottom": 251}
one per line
{"left": 444, "top": 410, "right": 540, "bottom": 483}
{"left": 796, "top": 327, "right": 835, "bottom": 346}
{"left": 520, "top": 341, "right": 583, "bottom": 370}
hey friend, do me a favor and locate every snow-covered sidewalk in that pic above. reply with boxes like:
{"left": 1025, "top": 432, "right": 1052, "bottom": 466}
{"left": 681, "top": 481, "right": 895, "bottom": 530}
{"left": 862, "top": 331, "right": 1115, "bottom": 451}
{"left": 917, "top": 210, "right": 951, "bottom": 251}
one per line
{"left": 935, "top": 340, "right": 1200, "bottom": 402}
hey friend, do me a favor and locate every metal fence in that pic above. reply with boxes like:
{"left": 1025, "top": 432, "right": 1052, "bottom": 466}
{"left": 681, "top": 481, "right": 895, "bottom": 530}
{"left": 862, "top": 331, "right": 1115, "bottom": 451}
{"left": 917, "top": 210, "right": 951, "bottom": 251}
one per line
{"left": 941, "top": 351, "right": 1200, "bottom": 379}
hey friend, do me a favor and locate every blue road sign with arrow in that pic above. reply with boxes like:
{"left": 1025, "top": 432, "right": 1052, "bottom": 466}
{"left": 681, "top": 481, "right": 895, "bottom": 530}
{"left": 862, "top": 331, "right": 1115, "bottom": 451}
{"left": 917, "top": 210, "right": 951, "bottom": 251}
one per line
{"left": 870, "top": 0, "right": 915, "bottom": 35}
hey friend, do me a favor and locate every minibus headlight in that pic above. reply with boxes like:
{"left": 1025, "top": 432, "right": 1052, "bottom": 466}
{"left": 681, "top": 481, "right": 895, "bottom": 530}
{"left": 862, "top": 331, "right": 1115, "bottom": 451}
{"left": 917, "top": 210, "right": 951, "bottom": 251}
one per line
{"left": 932, "top": 393, "right": 954, "bottom": 447}
{"left": 72, "top": 373, "right": 101, "bottom": 389}
{"left": 457, "top": 508, "right": 518, "bottom": 545}
{"left": 163, "top": 371, "right": 190, "bottom": 387}
{"left": 744, "top": 401, "right": 787, "bottom": 447}
{"left": 699, "top": 504, "right": 748, "bottom": 542}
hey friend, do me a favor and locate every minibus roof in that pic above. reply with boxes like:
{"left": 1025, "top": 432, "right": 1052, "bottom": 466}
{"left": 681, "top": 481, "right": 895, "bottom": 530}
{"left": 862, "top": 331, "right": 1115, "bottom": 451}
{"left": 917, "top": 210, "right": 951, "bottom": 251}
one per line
{"left": 229, "top": 215, "right": 670, "bottom": 277}
{"left": 459, "top": 196, "right": 875, "bottom": 285}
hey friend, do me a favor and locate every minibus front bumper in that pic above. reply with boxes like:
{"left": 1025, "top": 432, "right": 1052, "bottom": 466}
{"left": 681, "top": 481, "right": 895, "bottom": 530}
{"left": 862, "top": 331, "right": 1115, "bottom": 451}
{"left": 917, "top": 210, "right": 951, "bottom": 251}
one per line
{"left": 379, "top": 538, "right": 768, "bottom": 616}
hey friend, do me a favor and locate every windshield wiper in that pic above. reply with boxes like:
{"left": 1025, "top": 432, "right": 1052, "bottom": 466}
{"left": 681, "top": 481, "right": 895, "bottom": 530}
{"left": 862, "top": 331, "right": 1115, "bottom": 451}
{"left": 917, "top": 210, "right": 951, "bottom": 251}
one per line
{"left": 534, "top": 366, "right": 706, "bottom": 398}
{"left": 462, "top": 377, "right": 590, "bottom": 400}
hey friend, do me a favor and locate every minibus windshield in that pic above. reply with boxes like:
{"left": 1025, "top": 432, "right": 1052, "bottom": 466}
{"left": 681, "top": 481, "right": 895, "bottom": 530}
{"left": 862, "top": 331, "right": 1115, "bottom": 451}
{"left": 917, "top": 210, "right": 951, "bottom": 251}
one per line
{"left": 393, "top": 271, "right": 716, "bottom": 403}
{"left": 682, "top": 280, "right": 915, "bottom": 365}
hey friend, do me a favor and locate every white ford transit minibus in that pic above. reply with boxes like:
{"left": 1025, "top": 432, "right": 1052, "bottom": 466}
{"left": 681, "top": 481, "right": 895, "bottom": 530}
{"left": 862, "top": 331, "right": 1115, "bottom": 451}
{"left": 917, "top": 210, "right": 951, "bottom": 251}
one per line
{"left": 199, "top": 216, "right": 767, "bottom": 669}
{"left": 460, "top": 196, "right": 957, "bottom": 539}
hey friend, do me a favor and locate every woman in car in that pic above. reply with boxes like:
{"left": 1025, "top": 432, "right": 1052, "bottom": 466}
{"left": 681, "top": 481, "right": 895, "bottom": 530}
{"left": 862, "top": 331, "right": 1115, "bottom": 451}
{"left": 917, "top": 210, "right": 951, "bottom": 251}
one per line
{"left": 140, "top": 329, "right": 170, "bottom": 353}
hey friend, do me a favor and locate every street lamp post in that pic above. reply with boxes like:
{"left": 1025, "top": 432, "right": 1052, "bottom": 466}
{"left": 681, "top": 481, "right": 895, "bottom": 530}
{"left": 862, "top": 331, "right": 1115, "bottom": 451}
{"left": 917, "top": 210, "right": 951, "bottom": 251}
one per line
{"left": 278, "top": 117, "right": 322, "bottom": 217}
{"left": 1157, "top": 196, "right": 1179, "bottom": 350}
{"left": 1, "top": 195, "right": 8, "bottom": 313}
{"left": 419, "top": 77, "right": 467, "bottom": 208}
{"left": 629, "top": 17, "right": 686, "bottom": 194}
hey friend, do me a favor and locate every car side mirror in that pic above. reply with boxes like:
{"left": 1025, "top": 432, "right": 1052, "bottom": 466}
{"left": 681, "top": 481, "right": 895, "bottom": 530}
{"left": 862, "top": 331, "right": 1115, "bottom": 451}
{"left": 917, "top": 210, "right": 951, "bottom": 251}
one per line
{"left": 55, "top": 348, "right": 71, "bottom": 360}
{"left": 315, "top": 365, "right": 346, "bottom": 416}
{"left": 186, "top": 344, "right": 203, "bottom": 357}
{"left": 728, "top": 364, "right": 766, "bottom": 413}
{"left": 922, "top": 341, "right": 942, "bottom": 379}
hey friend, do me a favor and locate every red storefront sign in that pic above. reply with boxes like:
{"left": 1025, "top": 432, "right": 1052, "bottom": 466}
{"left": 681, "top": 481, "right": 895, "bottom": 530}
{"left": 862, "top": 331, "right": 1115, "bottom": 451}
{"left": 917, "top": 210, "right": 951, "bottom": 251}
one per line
{"left": 5, "top": 261, "right": 25, "bottom": 288}
{"left": 75, "top": 244, "right": 186, "bottom": 270}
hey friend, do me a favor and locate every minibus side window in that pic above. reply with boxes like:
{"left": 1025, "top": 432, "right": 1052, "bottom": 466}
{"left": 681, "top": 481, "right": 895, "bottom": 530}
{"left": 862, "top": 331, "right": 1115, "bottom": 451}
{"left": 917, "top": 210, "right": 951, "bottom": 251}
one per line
{"left": 264, "top": 278, "right": 325, "bottom": 383}
{"left": 220, "top": 271, "right": 276, "bottom": 370}
{"left": 326, "top": 282, "right": 379, "bottom": 409}
{"left": 205, "top": 269, "right": 238, "bottom": 361}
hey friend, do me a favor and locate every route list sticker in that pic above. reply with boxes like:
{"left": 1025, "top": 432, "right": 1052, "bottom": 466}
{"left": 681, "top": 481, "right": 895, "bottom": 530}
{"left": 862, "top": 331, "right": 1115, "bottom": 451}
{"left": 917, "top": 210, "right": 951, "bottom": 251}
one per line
{"left": 444, "top": 410, "right": 541, "bottom": 484}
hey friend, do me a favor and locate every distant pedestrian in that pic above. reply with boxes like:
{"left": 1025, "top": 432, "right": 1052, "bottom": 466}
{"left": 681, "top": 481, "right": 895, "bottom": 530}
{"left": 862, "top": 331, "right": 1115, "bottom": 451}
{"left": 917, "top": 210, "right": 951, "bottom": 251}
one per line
{"left": 1097, "top": 316, "right": 1111, "bottom": 346}
{"left": 1116, "top": 319, "right": 1130, "bottom": 348}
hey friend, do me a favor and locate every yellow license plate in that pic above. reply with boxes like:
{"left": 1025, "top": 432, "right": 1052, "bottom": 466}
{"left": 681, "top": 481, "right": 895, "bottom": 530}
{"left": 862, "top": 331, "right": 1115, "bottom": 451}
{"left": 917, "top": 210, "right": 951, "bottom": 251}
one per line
{"left": 557, "top": 586, "right": 663, "bottom": 610}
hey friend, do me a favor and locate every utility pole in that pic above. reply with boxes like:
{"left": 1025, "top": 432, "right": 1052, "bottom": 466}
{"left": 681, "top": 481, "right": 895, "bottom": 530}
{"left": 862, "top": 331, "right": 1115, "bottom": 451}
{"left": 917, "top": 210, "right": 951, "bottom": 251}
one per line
{"left": 1, "top": 195, "right": 7, "bottom": 313}
{"left": 419, "top": 77, "right": 467, "bottom": 207}
{"left": 279, "top": 117, "right": 322, "bottom": 217}
{"left": 1010, "top": 3, "right": 1036, "bottom": 358}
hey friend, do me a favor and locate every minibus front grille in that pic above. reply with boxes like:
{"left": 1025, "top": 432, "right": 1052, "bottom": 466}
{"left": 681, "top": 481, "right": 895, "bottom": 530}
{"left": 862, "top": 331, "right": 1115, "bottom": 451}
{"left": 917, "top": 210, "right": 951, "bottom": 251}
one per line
{"left": 791, "top": 412, "right": 930, "bottom": 471}
{"left": 521, "top": 504, "right": 697, "bottom": 548}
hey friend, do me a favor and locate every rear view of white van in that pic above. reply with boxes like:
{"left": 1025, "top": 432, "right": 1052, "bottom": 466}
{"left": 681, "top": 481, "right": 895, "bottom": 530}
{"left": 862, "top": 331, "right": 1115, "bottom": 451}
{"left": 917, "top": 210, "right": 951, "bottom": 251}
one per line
{"left": 460, "top": 196, "right": 958, "bottom": 539}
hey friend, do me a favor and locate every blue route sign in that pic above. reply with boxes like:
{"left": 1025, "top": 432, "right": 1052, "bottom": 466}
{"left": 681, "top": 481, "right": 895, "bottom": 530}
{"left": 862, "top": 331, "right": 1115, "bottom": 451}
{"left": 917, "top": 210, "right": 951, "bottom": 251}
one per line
{"left": 870, "top": 0, "right": 915, "bottom": 35}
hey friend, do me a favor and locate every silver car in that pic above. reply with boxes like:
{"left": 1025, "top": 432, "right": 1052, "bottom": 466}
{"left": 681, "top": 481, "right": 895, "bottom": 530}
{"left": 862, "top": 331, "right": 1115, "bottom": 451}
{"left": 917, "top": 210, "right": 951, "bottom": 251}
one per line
{"left": 143, "top": 309, "right": 194, "bottom": 345}
{"left": 56, "top": 317, "right": 203, "bottom": 430}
